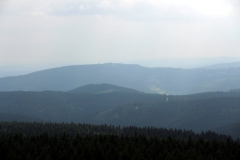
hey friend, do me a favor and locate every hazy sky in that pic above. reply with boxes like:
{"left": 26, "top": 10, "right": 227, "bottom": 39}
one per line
{"left": 0, "top": 0, "right": 240, "bottom": 66}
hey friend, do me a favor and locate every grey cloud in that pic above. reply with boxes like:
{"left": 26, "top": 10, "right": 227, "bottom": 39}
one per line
{"left": 1, "top": 0, "right": 239, "bottom": 67}
{"left": 1, "top": 0, "right": 235, "bottom": 21}
{"left": 48, "top": 1, "right": 201, "bottom": 22}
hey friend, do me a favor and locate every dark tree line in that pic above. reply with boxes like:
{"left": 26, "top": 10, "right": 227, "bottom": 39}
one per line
{"left": 0, "top": 133, "right": 239, "bottom": 160}
{"left": 0, "top": 122, "right": 235, "bottom": 142}
{"left": 0, "top": 122, "right": 239, "bottom": 159}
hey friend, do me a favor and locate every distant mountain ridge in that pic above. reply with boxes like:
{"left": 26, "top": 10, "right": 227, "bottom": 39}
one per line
{"left": 203, "top": 62, "right": 240, "bottom": 69}
{"left": 0, "top": 63, "right": 240, "bottom": 94}
{"left": 68, "top": 84, "right": 140, "bottom": 94}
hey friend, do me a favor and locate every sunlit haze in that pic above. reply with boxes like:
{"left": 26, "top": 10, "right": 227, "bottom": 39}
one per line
{"left": 0, "top": 0, "right": 240, "bottom": 68}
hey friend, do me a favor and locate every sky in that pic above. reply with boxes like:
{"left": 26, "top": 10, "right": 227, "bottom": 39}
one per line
{"left": 0, "top": 0, "right": 240, "bottom": 67}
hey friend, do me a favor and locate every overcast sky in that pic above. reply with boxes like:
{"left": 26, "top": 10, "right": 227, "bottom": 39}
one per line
{"left": 0, "top": 0, "right": 240, "bottom": 66}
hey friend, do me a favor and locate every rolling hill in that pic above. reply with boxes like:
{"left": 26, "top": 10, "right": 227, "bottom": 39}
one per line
{"left": 0, "top": 63, "right": 240, "bottom": 94}
{"left": 68, "top": 83, "right": 140, "bottom": 94}
{"left": 0, "top": 88, "right": 239, "bottom": 139}
{"left": 0, "top": 90, "right": 166, "bottom": 122}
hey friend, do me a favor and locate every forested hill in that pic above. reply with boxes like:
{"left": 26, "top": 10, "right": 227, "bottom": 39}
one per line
{"left": 1, "top": 63, "right": 240, "bottom": 94}
{"left": 0, "top": 90, "right": 239, "bottom": 139}
{"left": 68, "top": 83, "right": 140, "bottom": 94}
{"left": 213, "top": 122, "right": 240, "bottom": 140}
{"left": 0, "top": 91, "right": 167, "bottom": 122}
{"left": 0, "top": 113, "right": 42, "bottom": 122}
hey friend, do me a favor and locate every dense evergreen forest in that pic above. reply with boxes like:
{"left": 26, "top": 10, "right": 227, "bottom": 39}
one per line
{"left": 0, "top": 122, "right": 233, "bottom": 141}
{"left": 0, "top": 122, "right": 239, "bottom": 160}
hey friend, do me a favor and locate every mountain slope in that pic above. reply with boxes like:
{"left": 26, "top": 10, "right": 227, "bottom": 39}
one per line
{"left": 230, "top": 88, "right": 240, "bottom": 92}
{"left": 0, "top": 113, "right": 43, "bottom": 122}
{"left": 0, "top": 63, "right": 240, "bottom": 94}
{"left": 0, "top": 90, "right": 239, "bottom": 138}
{"left": 212, "top": 123, "right": 240, "bottom": 139}
{"left": 91, "top": 98, "right": 240, "bottom": 138}
{"left": 0, "top": 91, "right": 166, "bottom": 122}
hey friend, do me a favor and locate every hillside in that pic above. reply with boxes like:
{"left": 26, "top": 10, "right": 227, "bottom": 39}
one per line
{"left": 0, "top": 90, "right": 239, "bottom": 139}
{"left": 0, "top": 113, "right": 43, "bottom": 122}
{"left": 91, "top": 97, "right": 240, "bottom": 139}
{"left": 0, "top": 63, "right": 240, "bottom": 94}
{"left": 213, "top": 123, "right": 240, "bottom": 139}
{"left": 230, "top": 88, "right": 240, "bottom": 92}
{"left": 0, "top": 91, "right": 166, "bottom": 122}
{"left": 68, "top": 83, "right": 140, "bottom": 94}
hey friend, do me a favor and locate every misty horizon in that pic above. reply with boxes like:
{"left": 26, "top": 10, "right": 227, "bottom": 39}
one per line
{"left": 1, "top": 56, "right": 240, "bottom": 78}
{"left": 1, "top": 0, "right": 240, "bottom": 67}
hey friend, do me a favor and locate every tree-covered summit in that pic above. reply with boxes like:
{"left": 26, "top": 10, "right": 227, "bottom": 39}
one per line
{"left": 68, "top": 83, "right": 140, "bottom": 94}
